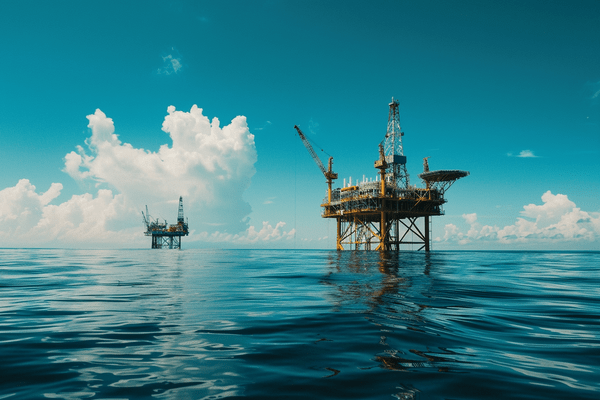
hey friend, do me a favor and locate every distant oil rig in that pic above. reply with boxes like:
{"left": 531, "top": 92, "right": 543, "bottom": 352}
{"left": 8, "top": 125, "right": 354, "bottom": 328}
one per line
{"left": 295, "top": 98, "right": 469, "bottom": 251}
{"left": 142, "top": 197, "right": 189, "bottom": 249}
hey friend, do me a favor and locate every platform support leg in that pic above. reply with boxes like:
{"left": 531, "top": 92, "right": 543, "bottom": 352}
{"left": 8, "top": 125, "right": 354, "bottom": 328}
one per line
{"left": 336, "top": 217, "right": 343, "bottom": 251}
{"left": 424, "top": 216, "right": 430, "bottom": 252}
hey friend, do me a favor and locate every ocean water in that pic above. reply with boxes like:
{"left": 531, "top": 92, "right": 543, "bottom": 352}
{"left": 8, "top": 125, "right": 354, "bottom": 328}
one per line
{"left": 0, "top": 249, "right": 598, "bottom": 400}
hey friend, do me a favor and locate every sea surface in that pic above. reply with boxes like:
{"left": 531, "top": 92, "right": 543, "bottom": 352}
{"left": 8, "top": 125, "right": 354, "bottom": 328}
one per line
{"left": 0, "top": 249, "right": 598, "bottom": 400}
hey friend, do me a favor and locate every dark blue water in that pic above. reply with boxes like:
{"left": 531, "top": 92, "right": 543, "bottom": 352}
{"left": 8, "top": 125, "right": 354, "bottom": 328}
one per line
{"left": 1, "top": 249, "right": 598, "bottom": 399}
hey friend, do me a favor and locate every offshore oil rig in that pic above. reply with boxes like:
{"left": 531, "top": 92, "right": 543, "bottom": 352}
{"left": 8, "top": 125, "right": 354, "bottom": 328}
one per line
{"left": 295, "top": 98, "right": 469, "bottom": 251}
{"left": 142, "top": 197, "right": 189, "bottom": 249}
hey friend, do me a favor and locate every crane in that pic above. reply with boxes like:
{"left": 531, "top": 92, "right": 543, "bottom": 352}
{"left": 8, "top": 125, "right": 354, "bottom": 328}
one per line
{"left": 141, "top": 205, "right": 166, "bottom": 234}
{"left": 294, "top": 125, "right": 338, "bottom": 204}
{"left": 141, "top": 205, "right": 151, "bottom": 229}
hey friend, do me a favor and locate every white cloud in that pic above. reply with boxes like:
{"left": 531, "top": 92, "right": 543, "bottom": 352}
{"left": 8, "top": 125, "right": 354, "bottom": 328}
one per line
{"left": 517, "top": 150, "right": 537, "bottom": 158}
{"left": 158, "top": 49, "right": 183, "bottom": 75}
{"left": 29, "top": 190, "right": 138, "bottom": 245}
{"left": 63, "top": 147, "right": 92, "bottom": 180}
{"left": 438, "top": 191, "right": 600, "bottom": 246}
{"left": 254, "top": 121, "right": 272, "bottom": 131}
{"left": 0, "top": 179, "right": 141, "bottom": 248}
{"left": 196, "top": 221, "right": 295, "bottom": 244}
{"left": 300, "top": 236, "right": 328, "bottom": 243}
{"left": 463, "top": 212, "right": 477, "bottom": 225}
{"left": 63, "top": 106, "right": 257, "bottom": 234}
{"left": 241, "top": 221, "right": 295, "bottom": 243}
{"left": 508, "top": 149, "right": 538, "bottom": 158}
{"left": 0, "top": 179, "right": 62, "bottom": 239}
{"left": 0, "top": 105, "right": 297, "bottom": 248}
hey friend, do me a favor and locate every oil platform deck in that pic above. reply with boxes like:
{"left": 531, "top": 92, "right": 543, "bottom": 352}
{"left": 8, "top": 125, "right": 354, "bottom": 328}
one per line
{"left": 322, "top": 175, "right": 467, "bottom": 251}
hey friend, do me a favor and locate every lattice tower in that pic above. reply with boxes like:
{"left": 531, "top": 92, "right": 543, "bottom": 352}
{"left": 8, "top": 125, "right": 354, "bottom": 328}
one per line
{"left": 383, "top": 98, "right": 410, "bottom": 189}
{"left": 177, "top": 196, "right": 184, "bottom": 223}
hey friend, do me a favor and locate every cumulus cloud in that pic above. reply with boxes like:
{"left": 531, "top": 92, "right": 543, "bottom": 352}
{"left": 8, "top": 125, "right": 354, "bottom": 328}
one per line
{"left": 64, "top": 105, "right": 258, "bottom": 233}
{"left": 0, "top": 105, "right": 297, "bottom": 248}
{"left": 197, "top": 221, "right": 295, "bottom": 245}
{"left": 0, "top": 179, "right": 62, "bottom": 239}
{"left": 508, "top": 150, "right": 538, "bottom": 158}
{"left": 30, "top": 190, "right": 136, "bottom": 245}
{"left": 438, "top": 191, "right": 600, "bottom": 246}
{"left": 517, "top": 150, "right": 537, "bottom": 158}
{"left": 241, "top": 221, "right": 295, "bottom": 243}
{"left": 0, "top": 179, "right": 141, "bottom": 247}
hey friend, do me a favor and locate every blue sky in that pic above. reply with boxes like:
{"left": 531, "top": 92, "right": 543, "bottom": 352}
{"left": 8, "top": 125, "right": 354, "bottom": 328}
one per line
{"left": 1, "top": 0, "right": 599, "bottom": 249}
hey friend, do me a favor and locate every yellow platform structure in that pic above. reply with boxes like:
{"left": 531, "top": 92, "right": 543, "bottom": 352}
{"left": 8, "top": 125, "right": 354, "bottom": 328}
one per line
{"left": 297, "top": 98, "right": 468, "bottom": 251}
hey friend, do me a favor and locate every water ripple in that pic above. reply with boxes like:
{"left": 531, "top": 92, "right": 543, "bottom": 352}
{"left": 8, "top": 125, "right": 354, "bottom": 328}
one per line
{"left": 0, "top": 249, "right": 598, "bottom": 399}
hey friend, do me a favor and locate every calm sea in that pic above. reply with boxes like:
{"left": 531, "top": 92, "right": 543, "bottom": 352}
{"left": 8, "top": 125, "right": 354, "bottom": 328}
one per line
{"left": 0, "top": 249, "right": 598, "bottom": 399}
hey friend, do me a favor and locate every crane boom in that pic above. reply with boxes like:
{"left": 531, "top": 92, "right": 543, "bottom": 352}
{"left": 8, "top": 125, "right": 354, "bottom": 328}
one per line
{"left": 294, "top": 125, "right": 327, "bottom": 175}
{"left": 294, "top": 125, "right": 338, "bottom": 204}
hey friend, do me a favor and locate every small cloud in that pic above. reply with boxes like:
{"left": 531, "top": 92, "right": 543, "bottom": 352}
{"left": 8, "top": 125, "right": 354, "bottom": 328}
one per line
{"left": 263, "top": 197, "right": 276, "bottom": 205}
{"left": 254, "top": 121, "right": 272, "bottom": 131}
{"left": 463, "top": 213, "right": 477, "bottom": 225}
{"left": 309, "top": 118, "right": 320, "bottom": 135}
{"left": 158, "top": 48, "right": 183, "bottom": 75}
{"left": 508, "top": 150, "right": 538, "bottom": 158}
{"left": 517, "top": 150, "right": 537, "bottom": 158}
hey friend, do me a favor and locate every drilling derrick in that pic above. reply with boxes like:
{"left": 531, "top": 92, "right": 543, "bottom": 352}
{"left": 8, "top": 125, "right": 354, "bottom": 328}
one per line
{"left": 295, "top": 98, "right": 469, "bottom": 251}
{"left": 177, "top": 196, "right": 185, "bottom": 223}
{"left": 384, "top": 98, "right": 409, "bottom": 189}
{"left": 142, "top": 196, "right": 189, "bottom": 249}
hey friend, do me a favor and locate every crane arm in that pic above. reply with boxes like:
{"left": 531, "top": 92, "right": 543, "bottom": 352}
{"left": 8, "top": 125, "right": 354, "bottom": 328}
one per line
{"left": 294, "top": 125, "right": 327, "bottom": 176}
{"left": 142, "top": 206, "right": 150, "bottom": 227}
